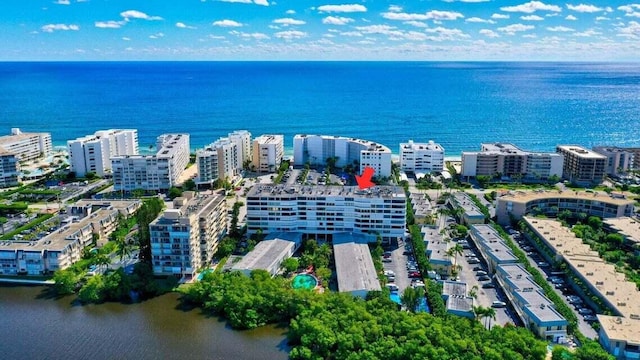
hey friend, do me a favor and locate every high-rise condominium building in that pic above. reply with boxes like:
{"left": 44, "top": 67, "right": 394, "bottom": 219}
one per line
{"left": 592, "top": 146, "right": 635, "bottom": 176}
{"left": 67, "top": 129, "right": 139, "bottom": 177}
{"left": 196, "top": 137, "right": 238, "bottom": 185}
{"left": 228, "top": 130, "right": 252, "bottom": 167}
{"left": 0, "top": 128, "right": 52, "bottom": 162}
{"left": 252, "top": 134, "right": 284, "bottom": 173}
{"left": 112, "top": 134, "right": 189, "bottom": 191}
{"left": 149, "top": 191, "right": 227, "bottom": 279}
{"left": 556, "top": 145, "right": 606, "bottom": 185}
{"left": 293, "top": 134, "right": 392, "bottom": 177}
{"left": 0, "top": 149, "right": 19, "bottom": 188}
{"left": 461, "top": 143, "right": 563, "bottom": 181}
{"left": 399, "top": 140, "right": 445, "bottom": 173}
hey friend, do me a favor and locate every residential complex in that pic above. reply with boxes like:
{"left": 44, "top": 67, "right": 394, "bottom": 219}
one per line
{"left": 231, "top": 233, "right": 302, "bottom": 277}
{"left": 495, "top": 190, "right": 635, "bottom": 225}
{"left": 592, "top": 146, "right": 635, "bottom": 177}
{"left": 228, "top": 130, "right": 252, "bottom": 167}
{"left": 556, "top": 145, "right": 607, "bottom": 185}
{"left": 0, "top": 200, "right": 140, "bottom": 275}
{"left": 333, "top": 233, "right": 381, "bottom": 297}
{"left": 447, "top": 192, "right": 486, "bottom": 225}
{"left": 422, "top": 225, "right": 452, "bottom": 276}
{"left": 409, "top": 192, "right": 434, "bottom": 225}
{"left": 495, "top": 263, "right": 569, "bottom": 342}
{"left": 399, "top": 140, "right": 445, "bottom": 174}
{"left": 603, "top": 217, "right": 640, "bottom": 247}
{"left": 149, "top": 191, "right": 227, "bottom": 279}
{"left": 196, "top": 137, "right": 238, "bottom": 186}
{"left": 441, "top": 280, "right": 474, "bottom": 318}
{"left": 0, "top": 149, "right": 19, "bottom": 188}
{"left": 252, "top": 134, "right": 284, "bottom": 173}
{"left": 245, "top": 184, "right": 406, "bottom": 243}
{"left": 521, "top": 217, "right": 640, "bottom": 358}
{"left": 112, "top": 134, "right": 190, "bottom": 191}
{"left": 0, "top": 128, "right": 52, "bottom": 162}
{"left": 67, "top": 129, "right": 139, "bottom": 177}
{"left": 468, "top": 224, "right": 518, "bottom": 274}
{"left": 461, "top": 143, "right": 563, "bottom": 181}
{"left": 293, "top": 134, "right": 392, "bottom": 177}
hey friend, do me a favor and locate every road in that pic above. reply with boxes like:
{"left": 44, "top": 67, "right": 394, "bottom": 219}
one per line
{"left": 382, "top": 239, "right": 411, "bottom": 294}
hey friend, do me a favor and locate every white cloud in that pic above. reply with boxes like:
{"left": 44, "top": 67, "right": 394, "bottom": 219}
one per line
{"left": 229, "top": 30, "right": 270, "bottom": 39}
{"left": 521, "top": 15, "right": 544, "bottom": 20}
{"left": 149, "top": 32, "right": 164, "bottom": 39}
{"left": 41, "top": 23, "right": 79, "bottom": 32}
{"left": 382, "top": 10, "right": 464, "bottom": 21}
{"left": 617, "top": 20, "right": 640, "bottom": 38}
{"left": 317, "top": 4, "right": 367, "bottom": 13}
{"left": 479, "top": 29, "right": 500, "bottom": 38}
{"left": 547, "top": 26, "right": 574, "bottom": 31}
{"left": 491, "top": 13, "right": 510, "bottom": 19}
{"left": 219, "top": 0, "right": 269, "bottom": 5}
{"left": 122, "top": 37, "right": 131, "bottom": 41}
{"left": 618, "top": 4, "right": 640, "bottom": 18}
{"left": 500, "top": 1, "right": 562, "bottom": 13}
{"left": 340, "top": 31, "right": 363, "bottom": 37}
{"left": 213, "top": 19, "right": 243, "bottom": 27}
{"left": 497, "top": 23, "right": 535, "bottom": 34}
{"left": 120, "top": 10, "right": 163, "bottom": 21}
{"left": 574, "top": 29, "right": 601, "bottom": 36}
{"left": 595, "top": 16, "right": 610, "bottom": 21}
{"left": 404, "top": 21, "right": 428, "bottom": 28}
{"left": 95, "top": 20, "right": 125, "bottom": 28}
{"left": 442, "top": 0, "right": 489, "bottom": 2}
{"left": 466, "top": 17, "right": 495, "bottom": 24}
{"left": 565, "top": 15, "right": 577, "bottom": 20}
{"left": 176, "top": 22, "right": 196, "bottom": 29}
{"left": 566, "top": 4, "right": 603, "bottom": 13}
{"left": 285, "top": 10, "right": 295, "bottom": 14}
{"left": 388, "top": 5, "right": 402, "bottom": 12}
{"left": 274, "top": 30, "right": 307, "bottom": 39}
{"left": 426, "top": 10, "right": 465, "bottom": 20}
{"left": 424, "top": 27, "right": 470, "bottom": 40}
{"left": 54, "top": 0, "right": 70, "bottom": 5}
{"left": 273, "top": 18, "right": 306, "bottom": 25}
{"left": 322, "top": 16, "right": 354, "bottom": 25}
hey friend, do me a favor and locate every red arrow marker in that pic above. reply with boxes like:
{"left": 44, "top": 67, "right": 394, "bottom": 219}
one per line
{"left": 356, "top": 166, "right": 376, "bottom": 190}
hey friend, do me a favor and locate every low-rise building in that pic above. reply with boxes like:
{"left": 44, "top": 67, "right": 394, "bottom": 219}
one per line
{"left": 469, "top": 224, "right": 519, "bottom": 274}
{"left": 149, "top": 191, "right": 227, "bottom": 279}
{"left": 496, "top": 263, "right": 568, "bottom": 342}
{"left": 441, "top": 280, "right": 474, "bottom": 318}
{"left": 0, "top": 149, "right": 19, "bottom": 188}
{"left": 246, "top": 184, "right": 406, "bottom": 243}
{"left": 252, "top": 134, "right": 284, "bottom": 173}
{"left": 231, "top": 233, "right": 302, "bottom": 276}
{"left": 495, "top": 190, "right": 635, "bottom": 225}
{"left": 333, "top": 234, "right": 381, "bottom": 297}
{"left": 399, "top": 140, "right": 445, "bottom": 174}
{"left": 593, "top": 146, "right": 635, "bottom": 177}
{"left": 603, "top": 217, "right": 640, "bottom": 250}
{"left": 410, "top": 192, "right": 433, "bottom": 224}
{"left": 556, "top": 145, "right": 607, "bottom": 185}
{"left": 422, "top": 225, "right": 452, "bottom": 276}
{"left": 447, "top": 192, "right": 486, "bottom": 225}
{"left": 0, "top": 128, "right": 52, "bottom": 162}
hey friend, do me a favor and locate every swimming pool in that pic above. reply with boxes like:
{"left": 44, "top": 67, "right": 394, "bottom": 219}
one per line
{"left": 292, "top": 274, "right": 318, "bottom": 290}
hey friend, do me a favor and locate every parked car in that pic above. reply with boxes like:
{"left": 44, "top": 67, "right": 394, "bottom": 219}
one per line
{"left": 383, "top": 251, "right": 392, "bottom": 258}
{"left": 578, "top": 308, "right": 594, "bottom": 315}
{"left": 491, "top": 301, "right": 507, "bottom": 308}
{"left": 537, "top": 261, "right": 550, "bottom": 268}
{"left": 386, "top": 283, "right": 399, "bottom": 292}
{"left": 476, "top": 271, "right": 488, "bottom": 277}
{"left": 408, "top": 271, "right": 422, "bottom": 278}
{"left": 473, "top": 266, "right": 484, "bottom": 272}
{"left": 583, "top": 315, "right": 598, "bottom": 322}
{"left": 468, "top": 258, "right": 480, "bottom": 264}
{"left": 482, "top": 282, "right": 495, "bottom": 289}
{"left": 478, "top": 275, "right": 491, "bottom": 281}
{"left": 382, "top": 258, "right": 392, "bottom": 263}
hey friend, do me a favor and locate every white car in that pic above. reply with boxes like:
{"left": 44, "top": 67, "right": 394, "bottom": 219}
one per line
{"left": 492, "top": 301, "right": 507, "bottom": 308}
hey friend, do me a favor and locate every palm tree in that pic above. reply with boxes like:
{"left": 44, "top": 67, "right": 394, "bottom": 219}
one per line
{"left": 94, "top": 254, "right": 111, "bottom": 271}
{"left": 446, "top": 243, "right": 464, "bottom": 269}
{"left": 468, "top": 285, "right": 478, "bottom": 304}
{"left": 484, "top": 307, "right": 497, "bottom": 330}
{"left": 115, "top": 238, "right": 132, "bottom": 261}
{"left": 473, "top": 305, "right": 487, "bottom": 322}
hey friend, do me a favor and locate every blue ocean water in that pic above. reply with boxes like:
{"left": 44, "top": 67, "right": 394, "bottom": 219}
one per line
{"left": 1, "top": 62, "right": 639, "bottom": 156}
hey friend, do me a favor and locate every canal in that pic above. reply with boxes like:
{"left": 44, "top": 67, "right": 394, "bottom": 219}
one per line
{"left": 0, "top": 285, "right": 289, "bottom": 360}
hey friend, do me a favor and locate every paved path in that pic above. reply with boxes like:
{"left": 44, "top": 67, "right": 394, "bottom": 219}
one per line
{"left": 0, "top": 277, "right": 54, "bottom": 285}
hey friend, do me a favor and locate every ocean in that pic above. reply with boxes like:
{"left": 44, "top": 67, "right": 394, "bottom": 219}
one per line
{"left": 1, "top": 61, "right": 639, "bottom": 156}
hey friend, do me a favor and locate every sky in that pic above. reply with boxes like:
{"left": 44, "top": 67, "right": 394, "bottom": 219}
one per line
{"left": 2, "top": 0, "right": 640, "bottom": 60}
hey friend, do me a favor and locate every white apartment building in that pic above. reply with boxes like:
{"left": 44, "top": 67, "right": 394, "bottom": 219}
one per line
{"left": 399, "top": 140, "right": 445, "bottom": 173}
{"left": 557, "top": 145, "right": 607, "bottom": 185}
{"left": 0, "top": 128, "right": 52, "bottom": 162}
{"left": 112, "top": 134, "right": 189, "bottom": 191}
{"left": 196, "top": 137, "right": 239, "bottom": 186}
{"left": 461, "top": 143, "right": 563, "bottom": 181}
{"left": 68, "top": 129, "right": 139, "bottom": 177}
{"left": 593, "top": 146, "right": 635, "bottom": 177}
{"left": 149, "top": 192, "right": 227, "bottom": 279}
{"left": 228, "top": 130, "right": 252, "bottom": 168}
{"left": 246, "top": 184, "right": 406, "bottom": 242}
{"left": 252, "top": 134, "right": 284, "bottom": 173}
{"left": 0, "top": 149, "right": 19, "bottom": 188}
{"left": 293, "top": 134, "right": 392, "bottom": 177}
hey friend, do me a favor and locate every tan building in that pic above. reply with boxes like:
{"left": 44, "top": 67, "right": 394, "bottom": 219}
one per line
{"left": 593, "top": 146, "right": 635, "bottom": 177}
{"left": 495, "top": 190, "right": 635, "bottom": 225}
{"left": 252, "top": 134, "right": 284, "bottom": 173}
{"left": 0, "top": 128, "right": 52, "bottom": 162}
{"left": 556, "top": 145, "right": 606, "bottom": 185}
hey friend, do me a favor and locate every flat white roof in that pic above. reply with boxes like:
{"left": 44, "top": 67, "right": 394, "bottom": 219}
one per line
{"left": 231, "top": 233, "right": 302, "bottom": 273}
{"left": 557, "top": 145, "right": 607, "bottom": 159}
{"left": 333, "top": 233, "right": 381, "bottom": 293}
{"left": 604, "top": 217, "right": 640, "bottom": 245}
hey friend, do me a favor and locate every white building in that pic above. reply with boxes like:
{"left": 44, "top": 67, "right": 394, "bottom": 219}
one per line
{"left": 0, "top": 128, "right": 52, "bottom": 162}
{"left": 67, "top": 129, "right": 138, "bottom": 177}
{"left": 0, "top": 149, "right": 19, "bottom": 188}
{"left": 149, "top": 191, "right": 227, "bottom": 279}
{"left": 112, "top": 133, "right": 189, "bottom": 191}
{"left": 293, "top": 134, "right": 392, "bottom": 177}
{"left": 593, "top": 146, "right": 635, "bottom": 177}
{"left": 333, "top": 233, "right": 381, "bottom": 297}
{"left": 228, "top": 130, "right": 252, "bottom": 168}
{"left": 196, "top": 137, "right": 238, "bottom": 185}
{"left": 246, "top": 184, "right": 406, "bottom": 243}
{"left": 399, "top": 140, "right": 445, "bottom": 173}
{"left": 461, "top": 143, "right": 563, "bottom": 181}
{"left": 231, "top": 233, "right": 302, "bottom": 277}
{"left": 252, "top": 134, "right": 284, "bottom": 173}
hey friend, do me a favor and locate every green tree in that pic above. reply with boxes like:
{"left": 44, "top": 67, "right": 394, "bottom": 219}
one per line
{"left": 78, "top": 274, "right": 106, "bottom": 303}
{"left": 115, "top": 237, "right": 132, "bottom": 261}
{"left": 282, "top": 257, "right": 299, "bottom": 275}
{"left": 52, "top": 270, "right": 79, "bottom": 295}
{"left": 94, "top": 254, "right": 111, "bottom": 270}
{"left": 401, "top": 286, "right": 424, "bottom": 313}
{"left": 446, "top": 243, "right": 464, "bottom": 268}
{"left": 168, "top": 186, "right": 183, "bottom": 200}
{"left": 183, "top": 179, "right": 197, "bottom": 191}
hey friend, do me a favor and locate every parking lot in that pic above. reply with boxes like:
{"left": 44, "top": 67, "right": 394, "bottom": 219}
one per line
{"left": 381, "top": 239, "right": 418, "bottom": 296}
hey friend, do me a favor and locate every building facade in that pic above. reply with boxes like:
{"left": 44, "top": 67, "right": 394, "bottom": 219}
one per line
{"left": 196, "top": 137, "right": 238, "bottom": 185}
{"left": 246, "top": 185, "right": 406, "bottom": 242}
{"left": 593, "top": 146, "right": 635, "bottom": 177}
{"left": 68, "top": 129, "right": 139, "bottom": 177}
{"left": 293, "top": 134, "right": 392, "bottom": 177}
{"left": 447, "top": 192, "right": 486, "bottom": 225}
{"left": 0, "top": 128, "right": 52, "bottom": 162}
{"left": 112, "top": 134, "right": 189, "bottom": 191}
{"left": 0, "top": 149, "right": 19, "bottom": 188}
{"left": 556, "top": 145, "right": 607, "bottom": 185}
{"left": 228, "top": 130, "right": 252, "bottom": 168}
{"left": 399, "top": 140, "right": 445, "bottom": 173}
{"left": 461, "top": 143, "right": 563, "bottom": 181}
{"left": 469, "top": 224, "right": 519, "bottom": 274}
{"left": 149, "top": 192, "right": 227, "bottom": 279}
{"left": 252, "top": 134, "right": 284, "bottom": 173}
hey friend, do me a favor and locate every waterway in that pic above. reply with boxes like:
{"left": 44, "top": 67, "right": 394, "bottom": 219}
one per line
{"left": 0, "top": 285, "right": 289, "bottom": 360}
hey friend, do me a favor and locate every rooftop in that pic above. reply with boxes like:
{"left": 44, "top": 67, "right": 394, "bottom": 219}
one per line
{"left": 231, "top": 233, "right": 302, "bottom": 274}
{"left": 451, "top": 192, "right": 484, "bottom": 218}
{"left": 470, "top": 224, "right": 519, "bottom": 263}
{"left": 498, "top": 189, "right": 634, "bottom": 206}
{"left": 422, "top": 226, "right": 451, "bottom": 264}
{"left": 295, "top": 134, "right": 391, "bottom": 153}
{"left": 156, "top": 134, "right": 189, "bottom": 159}
{"left": 441, "top": 280, "right": 474, "bottom": 312}
{"left": 152, "top": 192, "right": 225, "bottom": 225}
{"left": 333, "top": 233, "right": 381, "bottom": 294}
{"left": 254, "top": 134, "right": 283, "bottom": 145}
{"left": 597, "top": 315, "right": 640, "bottom": 345}
{"left": 604, "top": 217, "right": 640, "bottom": 245}
{"left": 247, "top": 184, "right": 405, "bottom": 200}
{"left": 481, "top": 143, "right": 527, "bottom": 155}
{"left": 557, "top": 145, "right": 607, "bottom": 159}
{"left": 400, "top": 140, "right": 444, "bottom": 152}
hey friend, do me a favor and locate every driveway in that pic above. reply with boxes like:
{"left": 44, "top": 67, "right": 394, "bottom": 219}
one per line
{"left": 382, "top": 240, "right": 411, "bottom": 295}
